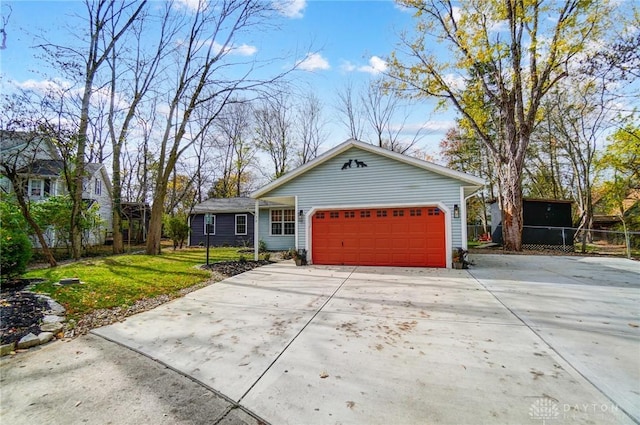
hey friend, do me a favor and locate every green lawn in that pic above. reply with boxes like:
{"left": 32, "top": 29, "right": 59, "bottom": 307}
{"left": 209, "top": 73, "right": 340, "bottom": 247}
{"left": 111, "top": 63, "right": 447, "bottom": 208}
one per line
{"left": 26, "top": 247, "right": 244, "bottom": 319}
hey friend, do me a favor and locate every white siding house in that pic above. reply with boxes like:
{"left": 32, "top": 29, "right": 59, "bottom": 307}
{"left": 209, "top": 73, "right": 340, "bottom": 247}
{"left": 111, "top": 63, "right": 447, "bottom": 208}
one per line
{"left": 0, "top": 132, "right": 113, "bottom": 247}
{"left": 251, "top": 139, "right": 484, "bottom": 268}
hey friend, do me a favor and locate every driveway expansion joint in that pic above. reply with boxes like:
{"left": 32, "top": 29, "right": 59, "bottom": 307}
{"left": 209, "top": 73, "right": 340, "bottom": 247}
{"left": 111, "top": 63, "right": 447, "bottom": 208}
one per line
{"left": 237, "top": 266, "right": 358, "bottom": 404}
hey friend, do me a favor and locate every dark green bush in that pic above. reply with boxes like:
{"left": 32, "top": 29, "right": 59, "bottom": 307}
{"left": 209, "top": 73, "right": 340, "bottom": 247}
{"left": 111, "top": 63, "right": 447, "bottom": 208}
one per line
{"left": 0, "top": 227, "right": 32, "bottom": 279}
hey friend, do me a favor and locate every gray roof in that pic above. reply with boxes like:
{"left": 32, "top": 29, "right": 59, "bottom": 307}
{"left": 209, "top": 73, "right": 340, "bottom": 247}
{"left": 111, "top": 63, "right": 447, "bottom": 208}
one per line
{"left": 17, "top": 159, "right": 64, "bottom": 176}
{"left": 17, "top": 160, "right": 104, "bottom": 178}
{"left": 192, "top": 197, "right": 288, "bottom": 214}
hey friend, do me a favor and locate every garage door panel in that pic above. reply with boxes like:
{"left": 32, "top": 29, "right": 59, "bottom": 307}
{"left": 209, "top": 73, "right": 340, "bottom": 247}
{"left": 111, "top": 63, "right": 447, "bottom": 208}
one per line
{"left": 312, "top": 207, "right": 446, "bottom": 268}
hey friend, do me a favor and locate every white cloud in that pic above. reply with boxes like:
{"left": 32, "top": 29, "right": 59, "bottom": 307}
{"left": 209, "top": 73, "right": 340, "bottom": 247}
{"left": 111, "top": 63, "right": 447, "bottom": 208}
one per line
{"left": 398, "top": 120, "right": 456, "bottom": 133}
{"left": 297, "top": 53, "right": 330, "bottom": 71}
{"left": 174, "top": 0, "right": 204, "bottom": 12}
{"left": 229, "top": 43, "right": 258, "bottom": 56}
{"left": 274, "top": 0, "right": 306, "bottom": 19}
{"left": 340, "top": 60, "right": 356, "bottom": 72}
{"left": 14, "top": 78, "right": 72, "bottom": 94}
{"left": 357, "top": 56, "right": 388, "bottom": 75}
{"left": 443, "top": 73, "right": 466, "bottom": 90}
{"left": 209, "top": 40, "right": 257, "bottom": 56}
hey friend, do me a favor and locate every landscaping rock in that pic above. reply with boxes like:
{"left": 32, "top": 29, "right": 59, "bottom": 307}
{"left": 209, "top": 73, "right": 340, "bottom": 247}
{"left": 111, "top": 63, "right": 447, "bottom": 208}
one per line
{"left": 38, "top": 332, "right": 54, "bottom": 344}
{"left": 40, "top": 296, "right": 66, "bottom": 315}
{"left": 17, "top": 333, "right": 40, "bottom": 349}
{"left": 40, "top": 322, "right": 64, "bottom": 334}
{"left": 0, "top": 342, "right": 15, "bottom": 356}
{"left": 42, "top": 315, "right": 64, "bottom": 324}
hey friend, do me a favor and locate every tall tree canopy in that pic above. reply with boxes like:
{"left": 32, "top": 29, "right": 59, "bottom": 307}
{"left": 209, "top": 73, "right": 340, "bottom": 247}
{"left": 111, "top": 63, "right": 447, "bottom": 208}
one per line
{"left": 387, "top": 0, "right": 612, "bottom": 250}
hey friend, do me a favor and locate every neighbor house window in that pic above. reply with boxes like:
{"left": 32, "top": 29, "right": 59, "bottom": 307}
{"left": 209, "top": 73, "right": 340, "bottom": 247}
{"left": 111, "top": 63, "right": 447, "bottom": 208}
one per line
{"left": 29, "top": 179, "right": 44, "bottom": 197}
{"left": 94, "top": 179, "right": 102, "bottom": 195}
{"left": 271, "top": 209, "right": 295, "bottom": 235}
{"left": 235, "top": 214, "right": 247, "bottom": 235}
{"left": 204, "top": 214, "right": 216, "bottom": 235}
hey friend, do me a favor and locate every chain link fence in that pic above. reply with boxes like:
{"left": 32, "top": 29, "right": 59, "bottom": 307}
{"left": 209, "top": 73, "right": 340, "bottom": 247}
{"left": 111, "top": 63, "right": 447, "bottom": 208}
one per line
{"left": 469, "top": 224, "right": 639, "bottom": 259}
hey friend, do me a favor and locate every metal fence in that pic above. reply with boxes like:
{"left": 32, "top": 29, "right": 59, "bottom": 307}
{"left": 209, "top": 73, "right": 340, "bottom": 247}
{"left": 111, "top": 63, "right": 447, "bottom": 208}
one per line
{"left": 469, "top": 224, "right": 639, "bottom": 258}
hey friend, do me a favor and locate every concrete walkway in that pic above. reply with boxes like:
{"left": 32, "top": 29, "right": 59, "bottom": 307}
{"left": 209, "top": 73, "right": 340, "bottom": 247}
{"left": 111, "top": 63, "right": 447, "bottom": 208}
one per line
{"left": 92, "top": 258, "right": 639, "bottom": 424}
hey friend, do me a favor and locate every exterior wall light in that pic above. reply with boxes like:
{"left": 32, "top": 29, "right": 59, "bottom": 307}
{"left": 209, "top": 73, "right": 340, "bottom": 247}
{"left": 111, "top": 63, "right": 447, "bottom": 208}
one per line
{"left": 299, "top": 209, "right": 304, "bottom": 218}
{"left": 453, "top": 204, "right": 460, "bottom": 218}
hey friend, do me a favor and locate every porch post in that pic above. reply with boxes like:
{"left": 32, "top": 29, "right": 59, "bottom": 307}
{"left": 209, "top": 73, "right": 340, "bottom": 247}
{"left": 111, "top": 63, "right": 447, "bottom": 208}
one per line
{"left": 254, "top": 199, "right": 260, "bottom": 261}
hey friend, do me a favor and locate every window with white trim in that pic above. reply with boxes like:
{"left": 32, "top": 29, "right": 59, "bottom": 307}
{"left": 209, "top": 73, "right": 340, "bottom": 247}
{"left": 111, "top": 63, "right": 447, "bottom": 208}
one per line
{"left": 235, "top": 214, "right": 247, "bottom": 235}
{"left": 270, "top": 209, "right": 295, "bottom": 235}
{"left": 29, "top": 179, "right": 44, "bottom": 197}
{"left": 94, "top": 178, "right": 102, "bottom": 195}
{"left": 204, "top": 214, "right": 216, "bottom": 235}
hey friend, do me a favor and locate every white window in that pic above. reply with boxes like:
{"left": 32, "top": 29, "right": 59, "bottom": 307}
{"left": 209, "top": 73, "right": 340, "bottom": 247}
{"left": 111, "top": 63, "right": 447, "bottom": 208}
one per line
{"left": 204, "top": 214, "right": 215, "bottom": 235}
{"left": 270, "top": 209, "right": 295, "bottom": 236}
{"left": 94, "top": 179, "right": 102, "bottom": 195}
{"left": 29, "top": 179, "right": 44, "bottom": 197}
{"left": 235, "top": 214, "right": 247, "bottom": 235}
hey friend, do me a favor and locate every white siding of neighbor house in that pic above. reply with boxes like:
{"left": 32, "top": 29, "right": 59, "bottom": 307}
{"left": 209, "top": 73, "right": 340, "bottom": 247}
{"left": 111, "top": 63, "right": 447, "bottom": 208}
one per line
{"left": 261, "top": 147, "right": 466, "bottom": 251}
{"left": 82, "top": 168, "right": 113, "bottom": 245}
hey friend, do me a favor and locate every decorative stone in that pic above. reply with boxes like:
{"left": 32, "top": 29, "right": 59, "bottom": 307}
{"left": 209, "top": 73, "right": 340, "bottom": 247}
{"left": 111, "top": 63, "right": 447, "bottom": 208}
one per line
{"left": 45, "top": 299, "right": 66, "bottom": 315}
{"left": 38, "top": 332, "right": 54, "bottom": 344}
{"left": 17, "top": 333, "right": 41, "bottom": 349}
{"left": 0, "top": 342, "right": 15, "bottom": 356}
{"left": 40, "top": 322, "right": 64, "bottom": 334}
{"left": 58, "top": 278, "right": 81, "bottom": 285}
{"left": 42, "top": 315, "right": 64, "bottom": 324}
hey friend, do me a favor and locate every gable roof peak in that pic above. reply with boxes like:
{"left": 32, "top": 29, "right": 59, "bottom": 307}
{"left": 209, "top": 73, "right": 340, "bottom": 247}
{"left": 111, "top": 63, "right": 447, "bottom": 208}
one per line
{"left": 252, "top": 138, "right": 485, "bottom": 198}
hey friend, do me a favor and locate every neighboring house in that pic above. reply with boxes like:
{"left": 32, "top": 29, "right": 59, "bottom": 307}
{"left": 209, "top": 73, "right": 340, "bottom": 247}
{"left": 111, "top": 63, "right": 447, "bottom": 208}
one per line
{"left": 250, "top": 139, "right": 485, "bottom": 268}
{"left": 0, "top": 132, "right": 113, "bottom": 247}
{"left": 189, "top": 197, "right": 287, "bottom": 247}
{"left": 593, "top": 188, "right": 640, "bottom": 231}
{"left": 490, "top": 198, "right": 575, "bottom": 251}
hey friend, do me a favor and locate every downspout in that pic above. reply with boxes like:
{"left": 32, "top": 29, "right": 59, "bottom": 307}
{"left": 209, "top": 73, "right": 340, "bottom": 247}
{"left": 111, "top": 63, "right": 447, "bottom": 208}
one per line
{"left": 254, "top": 200, "right": 259, "bottom": 261}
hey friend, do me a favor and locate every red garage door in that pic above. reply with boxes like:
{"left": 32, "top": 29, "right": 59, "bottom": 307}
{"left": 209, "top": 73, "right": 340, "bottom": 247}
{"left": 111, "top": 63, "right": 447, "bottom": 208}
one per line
{"left": 311, "top": 207, "right": 446, "bottom": 267}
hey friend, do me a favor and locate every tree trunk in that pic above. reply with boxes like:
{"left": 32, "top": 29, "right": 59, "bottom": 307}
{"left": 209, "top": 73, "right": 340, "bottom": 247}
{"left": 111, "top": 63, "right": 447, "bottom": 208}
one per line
{"left": 15, "top": 195, "right": 58, "bottom": 268}
{"left": 498, "top": 159, "right": 524, "bottom": 251}
{"left": 145, "top": 199, "right": 165, "bottom": 255}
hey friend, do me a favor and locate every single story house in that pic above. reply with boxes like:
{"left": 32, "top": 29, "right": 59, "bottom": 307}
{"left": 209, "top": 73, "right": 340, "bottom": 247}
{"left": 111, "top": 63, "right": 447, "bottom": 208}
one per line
{"left": 250, "top": 139, "right": 485, "bottom": 268}
{"left": 188, "top": 197, "right": 287, "bottom": 247}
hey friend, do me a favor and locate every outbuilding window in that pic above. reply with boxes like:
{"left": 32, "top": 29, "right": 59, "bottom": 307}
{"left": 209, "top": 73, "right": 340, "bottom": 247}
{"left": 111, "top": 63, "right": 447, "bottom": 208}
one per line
{"left": 235, "top": 214, "right": 247, "bottom": 235}
{"left": 271, "top": 209, "right": 295, "bottom": 235}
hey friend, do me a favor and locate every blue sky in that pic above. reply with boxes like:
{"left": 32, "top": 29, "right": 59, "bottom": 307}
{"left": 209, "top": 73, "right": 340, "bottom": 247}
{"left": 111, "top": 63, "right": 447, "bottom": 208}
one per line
{"left": 0, "top": 0, "right": 453, "bottom": 156}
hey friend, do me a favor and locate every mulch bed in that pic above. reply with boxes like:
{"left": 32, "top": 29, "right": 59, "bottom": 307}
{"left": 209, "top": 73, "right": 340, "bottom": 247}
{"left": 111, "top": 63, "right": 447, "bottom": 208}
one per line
{"left": 0, "top": 279, "right": 49, "bottom": 345}
{"left": 0, "top": 260, "right": 273, "bottom": 345}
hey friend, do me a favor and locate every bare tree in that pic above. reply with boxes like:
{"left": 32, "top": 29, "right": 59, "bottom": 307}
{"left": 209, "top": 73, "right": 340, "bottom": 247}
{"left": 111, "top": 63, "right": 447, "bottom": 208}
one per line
{"left": 105, "top": 2, "right": 175, "bottom": 254}
{"left": 335, "top": 81, "right": 366, "bottom": 141}
{"left": 38, "top": 0, "right": 147, "bottom": 259}
{"left": 254, "top": 94, "right": 295, "bottom": 179}
{"left": 361, "top": 80, "right": 424, "bottom": 154}
{"left": 213, "top": 101, "right": 257, "bottom": 196}
{"left": 296, "top": 91, "right": 325, "bottom": 165}
{"left": 144, "top": 0, "right": 298, "bottom": 255}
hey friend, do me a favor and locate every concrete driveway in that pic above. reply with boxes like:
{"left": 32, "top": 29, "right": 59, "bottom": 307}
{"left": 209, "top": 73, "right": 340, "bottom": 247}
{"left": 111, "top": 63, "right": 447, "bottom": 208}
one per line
{"left": 91, "top": 256, "right": 639, "bottom": 425}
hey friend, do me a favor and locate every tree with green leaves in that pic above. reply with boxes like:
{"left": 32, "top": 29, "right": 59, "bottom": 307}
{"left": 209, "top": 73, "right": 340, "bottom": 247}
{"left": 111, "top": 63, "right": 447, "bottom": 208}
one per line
{"left": 596, "top": 124, "right": 640, "bottom": 256}
{"left": 387, "top": 0, "right": 612, "bottom": 250}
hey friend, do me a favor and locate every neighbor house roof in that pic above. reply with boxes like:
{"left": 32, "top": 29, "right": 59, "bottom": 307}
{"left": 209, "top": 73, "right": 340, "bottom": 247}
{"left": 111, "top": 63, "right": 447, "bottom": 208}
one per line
{"left": 252, "top": 139, "right": 485, "bottom": 198}
{"left": 191, "top": 197, "right": 289, "bottom": 214}
{"left": 17, "top": 159, "right": 65, "bottom": 176}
